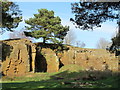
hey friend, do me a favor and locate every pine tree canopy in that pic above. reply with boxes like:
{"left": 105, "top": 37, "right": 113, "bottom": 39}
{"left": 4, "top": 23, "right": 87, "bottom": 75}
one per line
{"left": 70, "top": 1, "right": 120, "bottom": 51}
{"left": 0, "top": 0, "right": 22, "bottom": 33}
{"left": 24, "top": 9, "right": 69, "bottom": 44}
{"left": 70, "top": 2, "right": 120, "bottom": 30}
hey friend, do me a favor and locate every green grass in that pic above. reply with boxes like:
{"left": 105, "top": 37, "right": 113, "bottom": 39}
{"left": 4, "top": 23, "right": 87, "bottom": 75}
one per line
{"left": 1, "top": 70, "right": 120, "bottom": 89}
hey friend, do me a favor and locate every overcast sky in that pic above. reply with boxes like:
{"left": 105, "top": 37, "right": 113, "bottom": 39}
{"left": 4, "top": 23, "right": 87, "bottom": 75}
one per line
{"left": 0, "top": 1, "right": 118, "bottom": 48}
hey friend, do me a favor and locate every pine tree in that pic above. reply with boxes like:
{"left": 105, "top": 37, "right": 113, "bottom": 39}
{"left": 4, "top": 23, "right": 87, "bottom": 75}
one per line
{"left": 70, "top": 1, "right": 120, "bottom": 51}
{"left": 70, "top": 2, "right": 119, "bottom": 30}
{"left": 0, "top": 0, "right": 22, "bottom": 33}
{"left": 24, "top": 9, "right": 69, "bottom": 44}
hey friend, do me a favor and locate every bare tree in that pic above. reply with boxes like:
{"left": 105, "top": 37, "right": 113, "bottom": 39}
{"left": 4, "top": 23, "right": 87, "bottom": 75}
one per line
{"left": 76, "top": 41, "right": 86, "bottom": 48}
{"left": 9, "top": 30, "right": 26, "bottom": 39}
{"left": 111, "top": 26, "right": 119, "bottom": 38}
{"left": 9, "top": 29, "right": 35, "bottom": 42}
{"left": 96, "top": 38, "right": 110, "bottom": 49}
{"left": 64, "top": 29, "right": 76, "bottom": 45}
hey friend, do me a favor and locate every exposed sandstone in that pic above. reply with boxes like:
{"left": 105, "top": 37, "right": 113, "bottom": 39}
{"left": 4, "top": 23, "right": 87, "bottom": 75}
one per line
{"left": 1, "top": 39, "right": 119, "bottom": 77}
{"left": 40, "top": 48, "right": 59, "bottom": 73}
{"left": 1, "top": 38, "right": 36, "bottom": 76}
{"left": 59, "top": 47, "right": 118, "bottom": 71}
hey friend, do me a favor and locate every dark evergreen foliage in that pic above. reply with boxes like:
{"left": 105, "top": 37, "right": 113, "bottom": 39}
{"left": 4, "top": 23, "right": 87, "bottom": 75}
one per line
{"left": 71, "top": 1, "right": 120, "bottom": 51}
{"left": 0, "top": 0, "right": 22, "bottom": 33}
{"left": 25, "top": 9, "right": 69, "bottom": 44}
{"left": 70, "top": 2, "right": 120, "bottom": 30}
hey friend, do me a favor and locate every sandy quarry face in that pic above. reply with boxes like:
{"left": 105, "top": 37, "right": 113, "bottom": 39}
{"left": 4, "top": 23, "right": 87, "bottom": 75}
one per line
{"left": 59, "top": 47, "right": 118, "bottom": 71}
{"left": 1, "top": 39, "right": 36, "bottom": 76}
{"left": 1, "top": 39, "right": 119, "bottom": 77}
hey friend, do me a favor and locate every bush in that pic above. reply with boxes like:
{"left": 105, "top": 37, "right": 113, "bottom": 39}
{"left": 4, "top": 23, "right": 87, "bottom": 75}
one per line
{"left": 59, "top": 64, "right": 84, "bottom": 72}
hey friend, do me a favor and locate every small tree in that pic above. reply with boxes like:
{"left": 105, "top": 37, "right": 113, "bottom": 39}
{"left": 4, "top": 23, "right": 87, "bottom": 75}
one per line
{"left": 96, "top": 38, "right": 110, "bottom": 49}
{"left": 24, "top": 9, "right": 69, "bottom": 44}
{"left": 9, "top": 30, "right": 27, "bottom": 39}
{"left": 76, "top": 41, "right": 86, "bottom": 48}
{"left": 0, "top": 0, "right": 22, "bottom": 33}
{"left": 64, "top": 29, "right": 76, "bottom": 45}
{"left": 9, "top": 29, "right": 35, "bottom": 42}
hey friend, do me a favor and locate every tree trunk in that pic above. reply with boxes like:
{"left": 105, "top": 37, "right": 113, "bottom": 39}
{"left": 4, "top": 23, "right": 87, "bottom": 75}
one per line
{"left": 43, "top": 37, "right": 46, "bottom": 44}
{"left": 118, "top": 21, "right": 120, "bottom": 34}
{"left": 118, "top": 22, "right": 120, "bottom": 34}
{"left": 118, "top": 11, "right": 120, "bottom": 34}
